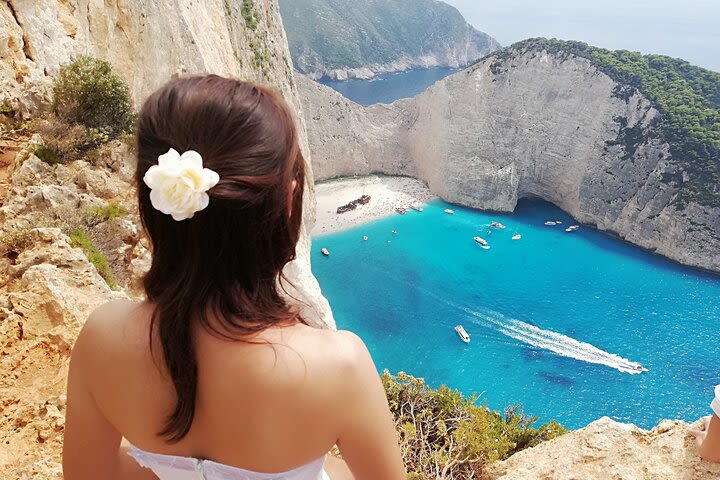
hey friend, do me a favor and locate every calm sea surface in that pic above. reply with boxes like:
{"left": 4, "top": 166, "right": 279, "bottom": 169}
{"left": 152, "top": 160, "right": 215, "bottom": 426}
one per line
{"left": 319, "top": 67, "right": 458, "bottom": 105}
{"left": 311, "top": 199, "right": 720, "bottom": 429}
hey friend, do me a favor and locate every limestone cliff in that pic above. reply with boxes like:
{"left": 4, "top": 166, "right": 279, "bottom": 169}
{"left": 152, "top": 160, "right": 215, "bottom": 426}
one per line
{"left": 0, "top": 1, "right": 333, "bottom": 477}
{"left": 298, "top": 46, "right": 720, "bottom": 273}
{"left": 279, "top": 0, "right": 500, "bottom": 80}
{"left": 490, "top": 417, "right": 720, "bottom": 480}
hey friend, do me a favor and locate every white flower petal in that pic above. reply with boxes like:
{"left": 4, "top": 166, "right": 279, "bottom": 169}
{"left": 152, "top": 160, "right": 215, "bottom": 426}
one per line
{"left": 200, "top": 169, "right": 220, "bottom": 190}
{"left": 181, "top": 150, "right": 204, "bottom": 169}
{"left": 158, "top": 148, "right": 181, "bottom": 168}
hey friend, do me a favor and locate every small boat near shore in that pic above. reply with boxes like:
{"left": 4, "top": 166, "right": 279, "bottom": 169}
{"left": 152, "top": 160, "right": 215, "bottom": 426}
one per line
{"left": 512, "top": 234, "right": 522, "bottom": 240}
{"left": 410, "top": 204, "right": 424, "bottom": 212}
{"left": 395, "top": 206, "right": 407, "bottom": 215}
{"left": 321, "top": 248, "right": 330, "bottom": 256}
{"left": 490, "top": 221, "right": 506, "bottom": 229}
{"left": 473, "top": 236, "right": 489, "bottom": 246}
{"left": 565, "top": 225, "right": 580, "bottom": 232}
{"left": 454, "top": 325, "right": 471, "bottom": 343}
{"left": 444, "top": 209, "right": 455, "bottom": 215}
{"left": 544, "top": 221, "right": 557, "bottom": 226}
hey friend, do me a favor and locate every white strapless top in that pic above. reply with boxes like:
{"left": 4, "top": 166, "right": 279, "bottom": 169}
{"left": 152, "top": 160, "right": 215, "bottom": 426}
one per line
{"left": 128, "top": 446, "right": 329, "bottom": 480}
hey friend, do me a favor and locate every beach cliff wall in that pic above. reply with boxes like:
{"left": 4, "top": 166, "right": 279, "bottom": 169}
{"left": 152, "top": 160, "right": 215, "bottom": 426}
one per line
{"left": 0, "top": 0, "right": 332, "bottom": 477}
{"left": 297, "top": 48, "right": 720, "bottom": 273}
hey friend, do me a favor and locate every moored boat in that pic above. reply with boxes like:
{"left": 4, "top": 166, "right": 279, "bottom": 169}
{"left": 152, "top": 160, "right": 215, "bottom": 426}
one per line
{"left": 490, "top": 221, "right": 506, "bottom": 229}
{"left": 565, "top": 225, "right": 580, "bottom": 232}
{"left": 410, "top": 204, "right": 424, "bottom": 212}
{"left": 473, "top": 236, "right": 488, "bottom": 246}
{"left": 321, "top": 248, "right": 330, "bottom": 256}
{"left": 444, "top": 209, "right": 455, "bottom": 215}
{"left": 544, "top": 221, "right": 557, "bottom": 226}
{"left": 454, "top": 325, "right": 471, "bottom": 343}
{"left": 512, "top": 234, "right": 522, "bottom": 240}
{"left": 395, "top": 207, "right": 407, "bottom": 215}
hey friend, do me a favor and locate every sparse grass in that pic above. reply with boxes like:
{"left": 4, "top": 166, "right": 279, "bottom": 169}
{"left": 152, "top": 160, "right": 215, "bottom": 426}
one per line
{"left": 0, "top": 101, "right": 14, "bottom": 115}
{"left": 69, "top": 227, "right": 117, "bottom": 289}
{"left": 30, "top": 144, "right": 64, "bottom": 165}
{"left": 383, "top": 371, "right": 566, "bottom": 479}
{"left": 81, "top": 202, "right": 129, "bottom": 227}
{"left": 0, "top": 226, "right": 33, "bottom": 257}
{"left": 242, "top": 0, "right": 261, "bottom": 31}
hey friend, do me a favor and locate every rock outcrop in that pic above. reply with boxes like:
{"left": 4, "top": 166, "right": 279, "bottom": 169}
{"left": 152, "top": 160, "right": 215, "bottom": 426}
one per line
{"left": 490, "top": 417, "right": 720, "bottom": 480}
{"left": 298, "top": 48, "right": 720, "bottom": 273}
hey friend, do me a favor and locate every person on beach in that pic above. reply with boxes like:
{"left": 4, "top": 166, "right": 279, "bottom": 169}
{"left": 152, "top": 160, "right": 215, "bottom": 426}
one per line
{"left": 690, "top": 385, "right": 720, "bottom": 463}
{"left": 62, "top": 75, "right": 405, "bottom": 480}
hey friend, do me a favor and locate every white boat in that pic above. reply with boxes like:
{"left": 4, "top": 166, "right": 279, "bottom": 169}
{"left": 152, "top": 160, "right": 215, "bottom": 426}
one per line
{"left": 363, "top": 236, "right": 368, "bottom": 241}
{"left": 410, "top": 204, "right": 424, "bottom": 212}
{"left": 391, "top": 230, "right": 397, "bottom": 234}
{"left": 556, "top": 221, "right": 563, "bottom": 224}
{"left": 481, "top": 245, "right": 491, "bottom": 250}
{"left": 444, "top": 209, "right": 455, "bottom": 215}
{"left": 544, "top": 221, "right": 557, "bottom": 226}
{"left": 321, "top": 248, "right": 330, "bottom": 256}
{"left": 473, "top": 236, "right": 488, "bottom": 246}
{"left": 512, "top": 234, "right": 522, "bottom": 240}
{"left": 565, "top": 225, "right": 580, "bottom": 232}
{"left": 454, "top": 325, "right": 471, "bottom": 343}
{"left": 490, "top": 221, "right": 506, "bottom": 229}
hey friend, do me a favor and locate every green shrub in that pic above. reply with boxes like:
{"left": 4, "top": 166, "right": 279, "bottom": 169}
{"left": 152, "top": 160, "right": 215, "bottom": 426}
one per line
{"left": 0, "top": 101, "right": 14, "bottom": 115}
{"left": 382, "top": 371, "right": 566, "bottom": 479}
{"left": 81, "top": 202, "right": 129, "bottom": 227}
{"left": 242, "top": 0, "right": 261, "bottom": 31}
{"left": 31, "top": 144, "right": 65, "bottom": 165}
{"left": 51, "top": 56, "right": 135, "bottom": 139}
{"left": 0, "top": 227, "right": 33, "bottom": 257}
{"left": 69, "top": 228, "right": 117, "bottom": 289}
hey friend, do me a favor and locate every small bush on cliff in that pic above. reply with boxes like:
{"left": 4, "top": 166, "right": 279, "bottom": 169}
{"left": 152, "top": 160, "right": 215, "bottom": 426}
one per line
{"left": 81, "top": 202, "right": 129, "bottom": 227}
{"left": 52, "top": 56, "right": 135, "bottom": 139}
{"left": 69, "top": 227, "right": 117, "bottom": 289}
{"left": 382, "top": 371, "right": 566, "bottom": 479}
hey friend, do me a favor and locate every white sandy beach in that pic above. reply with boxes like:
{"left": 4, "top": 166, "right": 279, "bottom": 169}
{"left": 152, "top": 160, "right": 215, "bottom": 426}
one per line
{"left": 312, "top": 175, "right": 437, "bottom": 235}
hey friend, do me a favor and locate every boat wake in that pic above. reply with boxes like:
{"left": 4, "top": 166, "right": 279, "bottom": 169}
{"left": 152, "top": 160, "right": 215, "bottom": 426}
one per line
{"left": 364, "top": 266, "right": 647, "bottom": 374}
{"left": 468, "top": 308, "right": 647, "bottom": 374}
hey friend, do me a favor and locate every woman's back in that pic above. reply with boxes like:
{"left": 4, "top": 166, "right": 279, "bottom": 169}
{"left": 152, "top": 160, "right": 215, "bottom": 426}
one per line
{"left": 62, "top": 75, "right": 404, "bottom": 479}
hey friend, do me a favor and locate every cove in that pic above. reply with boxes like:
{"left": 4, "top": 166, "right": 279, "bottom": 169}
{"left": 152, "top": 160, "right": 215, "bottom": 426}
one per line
{"left": 319, "top": 67, "right": 458, "bottom": 106}
{"left": 311, "top": 199, "right": 720, "bottom": 429}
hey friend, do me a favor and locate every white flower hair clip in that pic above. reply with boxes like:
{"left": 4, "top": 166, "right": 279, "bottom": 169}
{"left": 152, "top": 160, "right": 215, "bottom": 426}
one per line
{"left": 143, "top": 148, "right": 220, "bottom": 221}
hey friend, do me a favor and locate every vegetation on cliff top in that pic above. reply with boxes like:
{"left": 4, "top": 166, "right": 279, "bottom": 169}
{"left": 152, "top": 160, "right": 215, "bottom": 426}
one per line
{"left": 481, "top": 38, "right": 720, "bottom": 209}
{"left": 279, "top": 0, "right": 499, "bottom": 75}
{"left": 383, "top": 371, "right": 566, "bottom": 478}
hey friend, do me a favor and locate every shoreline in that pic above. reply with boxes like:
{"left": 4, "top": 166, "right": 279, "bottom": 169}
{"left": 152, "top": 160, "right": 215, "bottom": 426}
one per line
{"left": 311, "top": 175, "right": 437, "bottom": 236}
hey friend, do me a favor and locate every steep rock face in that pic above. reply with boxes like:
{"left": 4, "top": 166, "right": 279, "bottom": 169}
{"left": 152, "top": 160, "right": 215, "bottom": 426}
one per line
{"left": 298, "top": 50, "right": 720, "bottom": 272}
{"left": 0, "top": 0, "right": 333, "bottom": 327}
{"left": 280, "top": 0, "right": 500, "bottom": 80}
{"left": 490, "top": 417, "right": 720, "bottom": 480}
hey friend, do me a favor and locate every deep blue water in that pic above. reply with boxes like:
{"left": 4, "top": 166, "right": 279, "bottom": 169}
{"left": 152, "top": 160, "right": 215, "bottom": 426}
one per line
{"left": 311, "top": 199, "right": 720, "bottom": 429}
{"left": 319, "top": 67, "right": 458, "bottom": 106}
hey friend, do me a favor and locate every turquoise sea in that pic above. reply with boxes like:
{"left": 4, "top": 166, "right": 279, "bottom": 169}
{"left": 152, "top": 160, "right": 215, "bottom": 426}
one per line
{"left": 319, "top": 67, "right": 458, "bottom": 106}
{"left": 311, "top": 199, "right": 720, "bottom": 429}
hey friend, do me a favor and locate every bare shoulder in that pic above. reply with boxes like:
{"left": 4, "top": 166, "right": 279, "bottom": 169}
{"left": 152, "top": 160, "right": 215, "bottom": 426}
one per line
{"left": 73, "top": 299, "right": 145, "bottom": 357}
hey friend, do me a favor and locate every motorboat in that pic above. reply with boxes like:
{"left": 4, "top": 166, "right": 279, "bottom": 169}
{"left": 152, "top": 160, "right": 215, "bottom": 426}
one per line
{"left": 391, "top": 230, "right": 397, "bottom": 234}
{"left": 363, "top": 236, "right": 368, "bottom": 241}
{"left": 321, "top": 248, "right": 330, "bottom": 256}
{"left": 490, "top": 221, "right": 506, "bottom": 229}
{"left": 512, "top": 234, "right": 522, "bottom": 240}
{"left": 444, "top": 209, "right": 455, "bottom": 214}
{"left": 410, "top": 204, "right": 424, "bottom": 212}
{"left": 544, "top": 221, "right": 557, "bottom": 226}
{"left": 565, "top": 225, "right": 580, "bottom": 232}
{"left": 556, "top": 221, "right": 563, "bottom": 224}
{"left": 454, "top": 325, "right": 471, "bottom": 343}
{"left": 473, "top": 236, "right": 488, "bottom": 246}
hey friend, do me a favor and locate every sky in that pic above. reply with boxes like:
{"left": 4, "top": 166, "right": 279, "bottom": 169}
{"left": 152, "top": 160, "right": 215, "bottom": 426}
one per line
{"left": 441, "top": 0, "right": 720, "bottom": 72}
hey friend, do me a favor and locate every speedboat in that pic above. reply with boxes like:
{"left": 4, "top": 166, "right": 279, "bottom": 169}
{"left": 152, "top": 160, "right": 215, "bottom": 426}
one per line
{"left": 391, "top": 230, "right": 397, "bottom": 234}
{"left": 321, "top": 248, "right": 330, "bottom": 256}
{"left": 363, "top": 236, "right": 368, "bottom": 241}
{"left": 556, "top": 221, "right": 563, "bottom": 224}
{"left": 512, "top": 234, "right": 522, "bottom": 240}
{"left": 473, "top": 236, "right": 488, "bottom": 246}
{"left": 444, "top": 209, "right": 455, "bottom": 215}
{"left": 490, "top": 221, "right": 506, "bottom": 229}
{"left": 565, "top": 225, "right": 580, "bottom": 232}
{"left": 410, "top": 204, "right": 424, "bottom": 212}
{"left": 544, "top": 221, "right": 557, "bottom": 226}
{"left": 454, "top": 325, "right": 471, "bottom": 343}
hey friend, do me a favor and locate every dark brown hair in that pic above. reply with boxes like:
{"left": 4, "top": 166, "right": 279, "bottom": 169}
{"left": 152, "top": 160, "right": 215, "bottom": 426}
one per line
{"left": 135, "top": 75, "right": 306, "bottom": 442}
